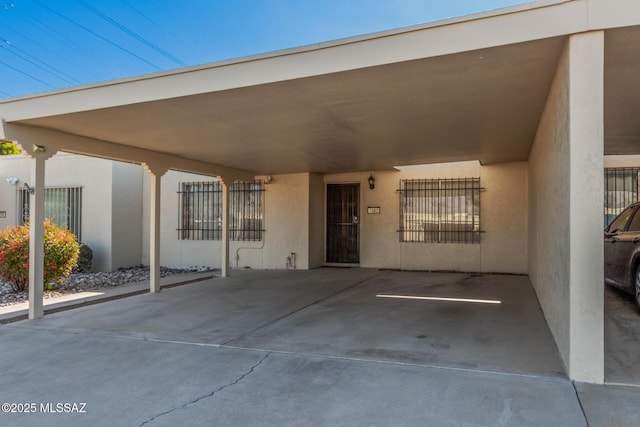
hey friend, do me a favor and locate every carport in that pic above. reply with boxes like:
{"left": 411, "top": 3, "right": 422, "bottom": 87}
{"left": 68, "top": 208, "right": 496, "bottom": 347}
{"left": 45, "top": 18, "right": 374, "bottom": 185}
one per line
{"left": 1, "top": 0, "right": 639, "bottom": 385}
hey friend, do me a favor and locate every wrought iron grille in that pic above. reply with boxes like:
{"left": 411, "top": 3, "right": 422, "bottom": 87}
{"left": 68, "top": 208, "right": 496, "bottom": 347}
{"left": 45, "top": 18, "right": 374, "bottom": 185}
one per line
{"left": 230, "top": 181, "right": 264, "bottom": 241}
{"left": 178, "top": 181, "right": 264, "bottom": 241}
{"left": 18, "top": 187, "right": 83, "bottom": 240}
{"left": 178, "top": 182, "right": 222, "bottom": 240}
{"left": 398, "top": 178, "right": 482, "bottom": 244}
{"left": 604, "top": 167, "right": 640, "bottom": 227}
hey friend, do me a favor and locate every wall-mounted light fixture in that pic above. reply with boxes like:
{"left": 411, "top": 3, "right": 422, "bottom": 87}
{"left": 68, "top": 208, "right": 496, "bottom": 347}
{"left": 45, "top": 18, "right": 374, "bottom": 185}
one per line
{"left": 24, "top": 183, "right": 35, "bottom": 194}
{"left": 33, "top": 144, "right": 46, "bottom": 153}
{"left": 5, "top": 177, "right": 19, "bottom": 185}
{"left": 264, "top": 176, "right": 274, "bottom": 184}
{"left": 368, "top": 174, "right": 375, "bottom": 190}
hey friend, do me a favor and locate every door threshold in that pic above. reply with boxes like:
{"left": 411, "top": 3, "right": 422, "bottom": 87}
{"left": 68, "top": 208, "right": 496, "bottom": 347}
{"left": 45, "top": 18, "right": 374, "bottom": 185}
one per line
{"left": 324, "top": 263, "right": 361, "bottom": 268}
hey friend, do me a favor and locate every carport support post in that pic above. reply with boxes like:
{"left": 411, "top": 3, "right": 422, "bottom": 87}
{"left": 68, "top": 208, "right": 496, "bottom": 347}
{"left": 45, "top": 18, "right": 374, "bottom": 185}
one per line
{"left": 149, "top": 172, "right": 162, "bottom": 293}
{"left": 143, "top": 163, "right": 167, "bottom": 294}
{"left": 221, "top": 182, "right": 230, "bottom": 277}
{"left": 567, "top": 31, "right": 604, "bottom": 383}
{"left": 28, "top": 155, "right": 46, "bottom": 319}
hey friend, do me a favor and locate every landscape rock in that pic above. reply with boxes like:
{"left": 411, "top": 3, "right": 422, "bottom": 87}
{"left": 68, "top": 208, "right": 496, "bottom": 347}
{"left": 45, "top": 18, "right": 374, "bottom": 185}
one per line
{"left": 0, "top": 266, "right": 212, "bottom": 307}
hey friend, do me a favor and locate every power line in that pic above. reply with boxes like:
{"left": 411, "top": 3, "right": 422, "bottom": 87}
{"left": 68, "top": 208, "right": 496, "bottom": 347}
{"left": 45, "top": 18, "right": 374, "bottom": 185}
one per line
{"left": 32, "top": 0, "right": 164, "bottom": 71}
{"left": 0, "top": 38, "right": 79, "bottom": 85}
{"left": 0, "top": 57, "right": 56, "bottom": 89}
{"left": 76, "top": 0, "right": 185, "bottom": 66}
{"left": 10, "top": 6, "right": 129, "bottom": 77}
{"left": 118, "top": 0, "right": 159, "bottom": 27}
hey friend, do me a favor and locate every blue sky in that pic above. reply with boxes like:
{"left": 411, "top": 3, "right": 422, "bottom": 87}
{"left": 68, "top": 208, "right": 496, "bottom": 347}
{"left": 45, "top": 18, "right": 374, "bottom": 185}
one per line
{"left": 0, "top": 1, "right": 529, "bottom": 99}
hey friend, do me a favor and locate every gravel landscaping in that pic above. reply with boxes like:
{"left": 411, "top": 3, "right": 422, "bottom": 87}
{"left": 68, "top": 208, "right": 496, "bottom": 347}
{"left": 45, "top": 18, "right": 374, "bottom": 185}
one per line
{"left": 0, "top": 266, "right": 214, "bottom": 307}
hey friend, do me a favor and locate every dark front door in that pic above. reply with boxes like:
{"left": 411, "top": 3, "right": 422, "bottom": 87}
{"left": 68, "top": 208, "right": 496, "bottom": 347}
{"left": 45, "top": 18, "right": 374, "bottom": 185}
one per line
{"left": 326, "top": 184, "right": 360, "bottom": 263}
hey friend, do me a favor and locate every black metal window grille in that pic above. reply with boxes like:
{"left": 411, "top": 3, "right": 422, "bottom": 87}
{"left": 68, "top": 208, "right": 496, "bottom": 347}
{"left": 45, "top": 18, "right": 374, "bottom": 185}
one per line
{"left": 178, "top": 182, "right": 222, "bottom": 240}
{"left": 18, "top": 187, "right": 83, "bottom": 240}
{"left": 178, "top": 181, "right": 264, "bottom": 241}
{"left": 230, "top": 181, "right": 264, "bottom": 241}
{"left": 398, "top": 178, "right": 482, "bottom": 244}
{"left": 604, "top": 167, "right": 640, "bottom": 227}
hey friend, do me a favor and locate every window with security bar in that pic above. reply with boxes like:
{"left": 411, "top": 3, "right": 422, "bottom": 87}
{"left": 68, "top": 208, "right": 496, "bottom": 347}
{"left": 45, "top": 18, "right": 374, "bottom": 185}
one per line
{"left": 604, "top": 167, "right": 640, "bottom": 227}
{"left": 398, "top": 178, "right": 482, "bottom": 243}
{"left": 18, "top": 187, "right": 83, "bottom": 240}
{"left": 178, "top": 181, "right": 264, "bottom": 241}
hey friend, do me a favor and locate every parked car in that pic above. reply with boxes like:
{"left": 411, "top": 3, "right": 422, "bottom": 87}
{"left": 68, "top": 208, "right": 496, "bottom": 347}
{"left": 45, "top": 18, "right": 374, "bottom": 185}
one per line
{"left": 604, "top": 202, "right": 640, "bottom": 310}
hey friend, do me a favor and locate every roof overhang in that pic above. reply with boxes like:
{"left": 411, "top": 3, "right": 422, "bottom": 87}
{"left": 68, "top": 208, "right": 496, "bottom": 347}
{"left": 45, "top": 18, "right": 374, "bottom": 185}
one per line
{"left": 1, "top": 0, "right": 640, "bottom": 175}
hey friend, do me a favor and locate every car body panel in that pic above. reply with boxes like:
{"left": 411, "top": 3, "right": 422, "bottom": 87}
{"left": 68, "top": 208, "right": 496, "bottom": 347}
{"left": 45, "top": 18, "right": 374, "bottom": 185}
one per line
{"left": 604, "top": 203, "right": 640, "bottom": 295}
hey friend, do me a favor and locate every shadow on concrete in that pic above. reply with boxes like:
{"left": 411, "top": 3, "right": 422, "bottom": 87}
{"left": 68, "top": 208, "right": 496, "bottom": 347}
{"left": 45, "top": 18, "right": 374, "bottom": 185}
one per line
{"left": 605, "top": 284, "right": 640, "bottom": 385}
{"left": 14, "top": 268, "right": 564, "bottom": 378}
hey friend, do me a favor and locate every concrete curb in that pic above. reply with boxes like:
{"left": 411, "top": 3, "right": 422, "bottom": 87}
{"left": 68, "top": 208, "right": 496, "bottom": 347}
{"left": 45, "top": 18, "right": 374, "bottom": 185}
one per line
{"left": 0, "top": 272, "right": 216, "bottom": 324}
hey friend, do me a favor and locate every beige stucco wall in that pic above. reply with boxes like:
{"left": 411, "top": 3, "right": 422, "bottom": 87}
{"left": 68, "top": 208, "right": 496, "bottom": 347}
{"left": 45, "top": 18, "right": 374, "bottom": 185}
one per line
{"left": 149, "top": 170, "right": 221, "bottom": 269}
{"left": 604, "top": 155, "right": 640, "bottom": 168}
{"left": 110, "top": 161, "right": 144, "bottom": 269}
{"left": 528, "top": 42, "right": 571, "bottom": 372}
{"left": 2, "top": 153, "right": 529, "bottom": 275}
{"left": 480, "top": 162, "right": 528, "bottom": 273}
{"left": 325, "top": 161, "right": 527, "bottom": 273}
{"left": 152, "top": 171, "right": 314, "bottom": 270}
{"left": 308, "top": 173, "right": 325, "bottom": 269}
{"left": 528, "top": 33, "right": 604, "bottom": 383}
{"left": 0, "top": 154, "right": 27, "bottom": 230}
{"left": 0, "top": 152, "right": 145, "bottom": 272}
{"left": 260, "top": 173, "right": 310, "bottom": 270}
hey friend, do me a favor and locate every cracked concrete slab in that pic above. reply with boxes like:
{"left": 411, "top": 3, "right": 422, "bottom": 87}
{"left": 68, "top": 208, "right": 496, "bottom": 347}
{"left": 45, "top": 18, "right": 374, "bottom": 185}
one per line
{"left": 0, "top": 327, "right": 268, "bottom": 427}
{"left": 142, "top": 352, "right": 586, "bottom": 427}
{"left": 0, "top": 326, "right": 587, "bottom": 427}
{"left": 2, "top": 269, "right": 638, "bottom": 425}
{"left": 139, "top": 352, "right": 272, "bottom": 426}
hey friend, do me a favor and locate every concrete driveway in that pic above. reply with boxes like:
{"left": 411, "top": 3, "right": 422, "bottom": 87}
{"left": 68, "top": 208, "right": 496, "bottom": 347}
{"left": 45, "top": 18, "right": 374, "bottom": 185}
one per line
{"left": 605, "top": 284, "right": 640, "bottom": 385}
{"left": 0, "top": 269, "right": 638, "bottom": 426}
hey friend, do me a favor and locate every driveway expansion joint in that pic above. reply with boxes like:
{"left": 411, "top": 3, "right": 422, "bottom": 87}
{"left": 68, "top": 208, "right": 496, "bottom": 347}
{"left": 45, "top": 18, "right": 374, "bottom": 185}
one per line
{"left": 571, "top": 381, "right": 591, "bottom": 427}
{"left": 220, "top": 271, "right": 383, "bottom": 346}
{"left": 138, "top": 352, "right": 271, "bottom": 426}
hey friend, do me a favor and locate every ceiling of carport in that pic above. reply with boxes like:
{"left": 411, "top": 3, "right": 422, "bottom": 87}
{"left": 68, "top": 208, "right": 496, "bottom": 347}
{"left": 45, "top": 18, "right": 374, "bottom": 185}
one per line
{"left": 16, "top": 37, "right": 567, "bottom": 175}
{"left": 605, "top": 25, "right": 640, "bottom": 155}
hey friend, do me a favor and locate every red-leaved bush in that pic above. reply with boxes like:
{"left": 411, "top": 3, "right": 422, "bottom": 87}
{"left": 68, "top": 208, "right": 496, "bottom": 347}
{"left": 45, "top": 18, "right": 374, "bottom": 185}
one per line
{"left": 0, "top": 220, "right": 80, "bottom": 292}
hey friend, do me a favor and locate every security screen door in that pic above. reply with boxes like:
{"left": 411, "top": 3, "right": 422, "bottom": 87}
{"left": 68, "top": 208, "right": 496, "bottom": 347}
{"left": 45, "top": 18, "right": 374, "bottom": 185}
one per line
{"left": 326, "top": 184, "right": 360, "bottom": 263}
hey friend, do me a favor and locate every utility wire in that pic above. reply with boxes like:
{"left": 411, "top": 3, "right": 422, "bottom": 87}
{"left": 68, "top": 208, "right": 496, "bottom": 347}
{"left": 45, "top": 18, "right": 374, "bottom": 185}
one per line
{"left": 0, "top": 39, "right": 79, "bottom": 85}
{"left": 118, "top": 0, "right": 159, "bottom": 27}
{"left": 0, "top": 57, "right": 56, "bottom": 89}
{"left": 32, "top": 0, "right": 164, "bottom": 71}
{"left": 76, "top": 0, "right": 185, "bottom": 66}
{"left": 10, "top": 7, "right": 128, "bottom": 77}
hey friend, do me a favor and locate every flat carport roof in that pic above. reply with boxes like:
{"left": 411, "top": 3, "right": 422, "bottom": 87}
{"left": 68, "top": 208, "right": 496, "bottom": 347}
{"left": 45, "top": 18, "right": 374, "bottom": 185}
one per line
{"left": 1, "top": 0, "right": 640, "bottom": 175}
{"left": 2, "top": 269, "right": 639, "bottom": 425}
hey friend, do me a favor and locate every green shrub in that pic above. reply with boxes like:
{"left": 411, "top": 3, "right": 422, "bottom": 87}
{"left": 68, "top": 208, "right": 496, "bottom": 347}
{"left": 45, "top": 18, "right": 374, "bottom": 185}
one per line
{"left": 0, "top": 141, "right": 20, "bottom": 155}
{"left": 74, "top": 243, "right": 93, "bottom": 273}
{"left": 0, "top": 220, "right": 80, "bottom": 292}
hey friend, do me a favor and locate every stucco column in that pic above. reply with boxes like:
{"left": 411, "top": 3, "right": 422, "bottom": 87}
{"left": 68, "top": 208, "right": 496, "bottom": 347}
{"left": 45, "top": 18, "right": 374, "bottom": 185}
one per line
{"left": 28, "top": 155, "right": 46, "bottom": 319}
{"left": 142, "top": 162, "right": 168, "bottom": 294}
{"left": 567, "top": 31, "right": 604, "bottom": 383}
{"left": 221, "top": 182, "right": 230, "bottom": 277}
{"left": 149, "top": 173, "right": 162, "bottom": 293}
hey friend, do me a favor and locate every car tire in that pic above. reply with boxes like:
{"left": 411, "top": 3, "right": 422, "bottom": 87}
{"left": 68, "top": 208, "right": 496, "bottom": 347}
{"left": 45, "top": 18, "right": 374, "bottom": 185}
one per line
{"left": 634, "top": 265, "right": 640, "bottom": 312}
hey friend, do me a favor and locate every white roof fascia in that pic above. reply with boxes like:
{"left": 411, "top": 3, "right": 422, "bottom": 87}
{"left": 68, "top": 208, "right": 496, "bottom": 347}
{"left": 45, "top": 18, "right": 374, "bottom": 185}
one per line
{"left": 1, "top": 0, "right": 636, "bottom": 122}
